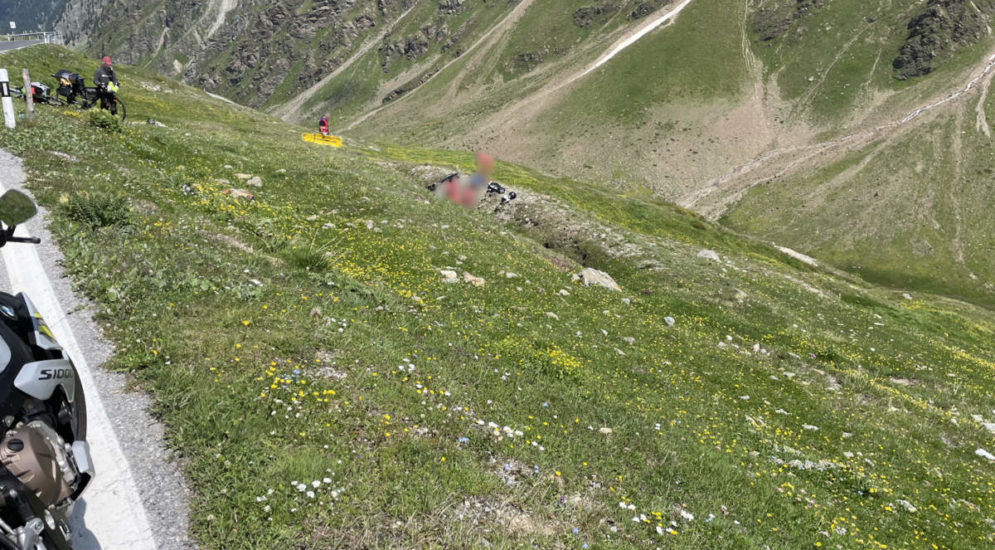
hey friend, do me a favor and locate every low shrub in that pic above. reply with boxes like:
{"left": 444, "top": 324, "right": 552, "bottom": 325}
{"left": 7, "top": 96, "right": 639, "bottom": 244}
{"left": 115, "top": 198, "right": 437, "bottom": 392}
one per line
{"left": 87, "top": 109, "right": 122, "bottom": 132}
{"left": 61, "top": 191, "right": 130, "bottom": 228}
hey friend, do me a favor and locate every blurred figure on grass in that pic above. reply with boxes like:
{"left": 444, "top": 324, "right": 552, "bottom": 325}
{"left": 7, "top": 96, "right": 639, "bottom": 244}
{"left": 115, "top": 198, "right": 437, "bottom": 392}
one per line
{"left": 446, "top": 152, "right": 495, "bottom": 207}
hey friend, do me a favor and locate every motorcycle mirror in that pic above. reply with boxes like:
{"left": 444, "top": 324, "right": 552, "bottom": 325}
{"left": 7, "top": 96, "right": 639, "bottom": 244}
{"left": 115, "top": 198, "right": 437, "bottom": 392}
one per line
{"left": 0, "top": 190, "right": 38, "bottom": 227}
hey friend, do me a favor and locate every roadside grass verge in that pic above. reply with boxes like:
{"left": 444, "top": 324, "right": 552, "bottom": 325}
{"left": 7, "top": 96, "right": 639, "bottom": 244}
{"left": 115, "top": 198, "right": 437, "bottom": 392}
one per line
{"left": 2, "top": 46, "right": 995, "bottom": 549}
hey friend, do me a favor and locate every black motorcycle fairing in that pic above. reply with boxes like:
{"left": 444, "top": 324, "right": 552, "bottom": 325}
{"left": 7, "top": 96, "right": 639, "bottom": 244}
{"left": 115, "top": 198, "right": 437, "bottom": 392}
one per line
{"left": 0, "top": 293, "right": 36, "bottom": 356}
{"left": 0, "top": 319, "right": 37, "bottom": 425}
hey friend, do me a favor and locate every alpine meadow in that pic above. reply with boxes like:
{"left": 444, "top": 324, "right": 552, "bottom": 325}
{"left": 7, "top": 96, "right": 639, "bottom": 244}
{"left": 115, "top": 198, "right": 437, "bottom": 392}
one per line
{"left": 1, "top": 1, "right": 995, "bottom": 549}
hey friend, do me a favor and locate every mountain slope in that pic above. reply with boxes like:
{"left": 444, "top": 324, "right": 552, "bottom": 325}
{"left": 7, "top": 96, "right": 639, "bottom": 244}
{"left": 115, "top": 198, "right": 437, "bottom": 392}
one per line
{"left": 333, "top": 0, "right": 995, "bottom": 306}
{"left": 41, "top": 0, "right": 995, "bottom": 303}
{"left": 0, "top": 0, "right": 68, "bottom": 32}
{"left": 4, "top": 44, "right": 995, "bottom": 549}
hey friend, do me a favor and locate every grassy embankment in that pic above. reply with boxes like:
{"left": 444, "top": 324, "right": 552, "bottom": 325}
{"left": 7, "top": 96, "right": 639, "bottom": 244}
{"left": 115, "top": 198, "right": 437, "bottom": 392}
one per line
{"left": 2, "top": 46, "right": 995, "bottom": 549}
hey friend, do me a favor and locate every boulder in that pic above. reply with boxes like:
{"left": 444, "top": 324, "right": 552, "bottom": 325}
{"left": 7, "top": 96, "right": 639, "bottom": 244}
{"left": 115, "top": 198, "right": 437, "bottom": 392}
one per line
{"left": 579, "top": 268, "right": 620, "bottom": 291}
{"left": 697, "top": 249, "right": 721, "bottom": 262}
{"left": 463, "top": 272, "right": 485, "bottom": 286}
{"left": 223, "top": 188, "right": 254, "bottom": 201}
{"left": 440, "top": 270, "right": 459, "bottom": 284}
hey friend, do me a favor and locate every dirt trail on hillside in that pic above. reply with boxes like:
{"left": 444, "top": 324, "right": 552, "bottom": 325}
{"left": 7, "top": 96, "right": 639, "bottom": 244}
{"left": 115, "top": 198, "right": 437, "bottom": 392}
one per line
{"left": 681, "top": 50, "right": 995, "bottom": 219}
{"left": 273, "top": 4, "right": 417, "bottom": 121}
{"left": 358, "top": 0, "right": 693, "bottom": 134}
{"left": 344, "top": 0, "right": 537, "bottom": 131}
{"left": 573, "top": 0, "right": 695, "bottom": 83}
{"left": 206, "top": 0, "right": 238, "bottom": 41}
{"left": 459, "top": 0, "right": 698, "bottom": 160}
{"left": 975, "top": 66, "right": 995, "bottom": 136}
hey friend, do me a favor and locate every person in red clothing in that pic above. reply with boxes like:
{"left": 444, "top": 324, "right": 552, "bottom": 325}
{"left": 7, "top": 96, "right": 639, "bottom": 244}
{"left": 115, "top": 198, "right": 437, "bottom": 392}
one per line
{"left": 460, "top": 152, "right": 495, "bottom": 207}
{"left": 319, "top": 115, "right": 329, "bottom": 136}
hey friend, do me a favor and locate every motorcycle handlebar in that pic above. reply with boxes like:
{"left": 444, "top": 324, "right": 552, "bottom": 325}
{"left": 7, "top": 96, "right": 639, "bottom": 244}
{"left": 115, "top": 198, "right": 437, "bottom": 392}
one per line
{"left": 4, "top": 236, "right": 41, "bottom": 245}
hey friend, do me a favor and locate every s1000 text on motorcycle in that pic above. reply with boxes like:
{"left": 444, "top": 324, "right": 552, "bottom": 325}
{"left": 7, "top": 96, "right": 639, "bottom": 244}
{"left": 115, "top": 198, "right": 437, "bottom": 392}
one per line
{"left": 0, "top": 190, "right": 93, "bottom": 549}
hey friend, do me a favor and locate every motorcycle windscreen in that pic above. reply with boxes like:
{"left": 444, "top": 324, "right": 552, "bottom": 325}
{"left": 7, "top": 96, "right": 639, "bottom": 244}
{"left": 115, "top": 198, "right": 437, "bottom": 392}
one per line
{"left": 21, "top": 294, "right": 62, "bottom": 352}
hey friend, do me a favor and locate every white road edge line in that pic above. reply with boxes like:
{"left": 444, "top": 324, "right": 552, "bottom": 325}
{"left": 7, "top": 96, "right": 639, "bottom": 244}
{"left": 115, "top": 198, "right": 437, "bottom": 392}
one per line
{"left": 0, "top": 178, "right": 158, "bottom": 549}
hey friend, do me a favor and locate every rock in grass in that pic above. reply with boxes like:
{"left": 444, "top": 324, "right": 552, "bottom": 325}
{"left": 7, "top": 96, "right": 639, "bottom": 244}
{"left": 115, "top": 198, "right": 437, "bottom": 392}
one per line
{"left": 440, "top": 270, "right": 459, "bottom": 284}
{"left": 223, "top": 188, "right": 254, "bottom": 201}
{"left": 579, "top": 268, "right": 620, "bottom": 291}
{"left": 896, "top": 500, "right": 918, "bottom": 513}
{"left": 698, "top": 249, "right": 721, "bottom": 262}
{"left": 664, "top": 316, "right": 676, "bottom": 327}
{"left": 235, "top": 173, "right": 253, "bottom": 180}
{"left": 976, "top": 448, "right": 995, "bottom": 461}
{"left": 247, "top": 176, "right": 263, "bottom": 188}
{"left": 50, "top": 151, "right": 79, "bottom": 162}
{"left": 599, "top": 427, "right": 613, "bottom": 435}
{"left": 463, "top": 272, "right": 486, "bottom": 286}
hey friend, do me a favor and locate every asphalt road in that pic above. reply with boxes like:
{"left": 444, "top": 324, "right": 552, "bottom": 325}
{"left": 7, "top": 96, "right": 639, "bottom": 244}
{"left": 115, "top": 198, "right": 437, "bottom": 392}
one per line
{"left": 0, "top": 149, "right": 195, "bottom": 549}
{"left": 0, "top": 40, "right": 42, "bottom": 53}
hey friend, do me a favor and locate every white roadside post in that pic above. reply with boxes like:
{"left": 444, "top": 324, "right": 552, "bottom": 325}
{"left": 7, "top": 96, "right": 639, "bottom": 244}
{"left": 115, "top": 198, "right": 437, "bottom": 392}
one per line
{"left": 0, "top": 68, "right": 15, "bottom": 129}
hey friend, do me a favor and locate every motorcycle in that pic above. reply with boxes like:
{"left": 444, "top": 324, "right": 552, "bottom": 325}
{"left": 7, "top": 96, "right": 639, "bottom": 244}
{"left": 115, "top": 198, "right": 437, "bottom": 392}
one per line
{"left": 0, "top": 190, "right": 93, "bottom": 550}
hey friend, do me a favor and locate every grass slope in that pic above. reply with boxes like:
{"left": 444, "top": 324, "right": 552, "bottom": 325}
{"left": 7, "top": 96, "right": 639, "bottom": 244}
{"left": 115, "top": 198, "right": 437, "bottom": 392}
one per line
{"left": 340, "top": 0, "right": 995, "bottom": 309}
{"left": 2, "top": 46, "right": 995, "bottom": 549}
{"left": 722, "top": 69, "right": 995, "bottom": 308}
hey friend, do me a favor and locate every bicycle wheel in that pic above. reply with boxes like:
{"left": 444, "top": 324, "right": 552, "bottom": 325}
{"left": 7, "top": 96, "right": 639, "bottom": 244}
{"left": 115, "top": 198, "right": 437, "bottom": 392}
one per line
{"left": 112, "top": 97, "right": 126, "bottom": 122}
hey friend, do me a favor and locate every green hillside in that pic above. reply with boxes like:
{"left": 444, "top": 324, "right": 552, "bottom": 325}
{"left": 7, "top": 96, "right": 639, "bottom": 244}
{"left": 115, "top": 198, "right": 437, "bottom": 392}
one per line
{"left": 721, "top": 87, "right": 995, "bottom": 308}
{"left": 3, "top": 45, "right": 995, "bottom": 549}
{"left": 52, "top": 1, "right": 995, "bottom": 309}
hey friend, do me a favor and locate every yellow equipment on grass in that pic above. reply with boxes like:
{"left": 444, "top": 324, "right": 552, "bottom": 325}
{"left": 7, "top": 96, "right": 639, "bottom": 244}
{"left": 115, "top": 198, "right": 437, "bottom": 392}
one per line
{"left": 302, "top": 133, "right": 343, "bottom": 148}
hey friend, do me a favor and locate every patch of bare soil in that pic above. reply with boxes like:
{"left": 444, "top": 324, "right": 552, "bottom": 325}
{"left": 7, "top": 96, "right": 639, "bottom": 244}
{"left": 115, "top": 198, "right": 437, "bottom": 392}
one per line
{"left": 452, "top": 496, "right": 562, "bottom": 537}
{"left": 212, "top": 232, "right": 255, "bottom": 254}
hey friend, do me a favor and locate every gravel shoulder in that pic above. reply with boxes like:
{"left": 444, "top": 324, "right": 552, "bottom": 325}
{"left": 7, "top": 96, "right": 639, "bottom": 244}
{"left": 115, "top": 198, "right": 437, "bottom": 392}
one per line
{"left": 0, "top": 148, "right": 195, "bottom": 550}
